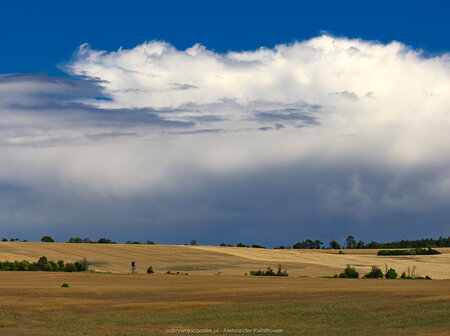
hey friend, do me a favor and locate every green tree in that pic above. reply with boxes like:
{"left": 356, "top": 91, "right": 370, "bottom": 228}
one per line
{"left": 68, "top": 237, "right": 83, "bottom": 243}
{"left": 97, "top": 237, "right": 115, "bottom": 244}
{"left": 57, "top": 260, "right": 65, "bottom": 271}
{"left": 338, "top": 265, "right": 359, "bottom": 278}
{"left": 356, "top": 240, "right": 365, "bottom": 249}
{"left": 385, "top": 268, "right": 398, "bottom": 279}
{"left": 147, "top": 266, "right": 154, "bottom": 274}
{"left": 37, "top": 256, "right": 48, "bottom": 270}
{"left": 41, "top": 236, "right": 55, "bottom": 243}
{"left": 363, "top": 266, "right": 383, "bottom": 278}
{"left": 329, "top": 240, "right": 341, "bottom": 249}
{"left": 345, "top": 235, "right": 356, "bottom": 249}
{"left": 64, "top": 263, "right": 77, "bottom": 272}
{"left": 190, "top": 239, "right": 198, "bottom": 246}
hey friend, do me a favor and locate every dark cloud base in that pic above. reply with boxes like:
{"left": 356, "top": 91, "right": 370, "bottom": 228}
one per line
{"left": 1, "top": 162, "right": 448, "bottom": 246}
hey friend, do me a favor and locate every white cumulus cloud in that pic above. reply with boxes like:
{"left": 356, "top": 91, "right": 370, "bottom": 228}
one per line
{"left": 1, "top": 35, "right": 450, "bottom": 242}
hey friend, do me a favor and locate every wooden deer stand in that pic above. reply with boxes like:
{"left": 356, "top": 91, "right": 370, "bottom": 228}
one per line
{"left": 130, "top": 261, "right": 137, "bottom": 274}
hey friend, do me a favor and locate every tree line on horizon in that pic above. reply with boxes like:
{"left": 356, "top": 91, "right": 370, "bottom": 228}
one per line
{"left": 2, "top": 235, "right": 449, "bottom": 249}
{"left": 225, "top": 235, "right": 450, "bottom": 249}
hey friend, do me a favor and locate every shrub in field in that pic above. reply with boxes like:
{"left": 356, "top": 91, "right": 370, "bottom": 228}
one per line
{"left": 63, "top": 263, "right": 77, "bottom": 272}
{"left": 251, "top": 244, "right": 266, "bottom": 249}
{"left": 250, "top": 266, "right": 288, "bottom": 276}
{"left": 276, "top": 265, "right": 288, "bottom": 276}
{"left": 74, "top": 261, "right": 87, "bottom": 272}
{"left": 385, "top": 268, "right": 398, "bottom": 279}
{"left": 364, "top": 266, "right": 384, "bottom": 278}
{"left": 338, "top": 265, "right": 359, "bottom": 278}
{"left": 61, "top": 283, "right": 69, "bottom": 288}
{"left": 97, "top": 238, "right": 116, "bottom": 244}
{"left": 399, "top": 267, "right": 432, "bottom": 280}
{"left": 67, "top": 237, "right": 83, "bottom": 243}
{"left": 147, "top": 266, "right": 154, "bottom": 274}
{"left": 377, "top": 247, "right": 441, "bottom": 256}
{"left": 0, "top": 257, "right": 88, "bottom": 272}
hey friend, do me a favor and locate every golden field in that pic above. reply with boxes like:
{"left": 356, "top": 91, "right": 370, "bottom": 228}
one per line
{"left": 0, "top": 242, "right": 449, "bottom": 278}
{"left": 0, "top": 242, "right": 449, "bottom": 335}
{"left": 0, "top": 272, "right": 449, "bottom": 335}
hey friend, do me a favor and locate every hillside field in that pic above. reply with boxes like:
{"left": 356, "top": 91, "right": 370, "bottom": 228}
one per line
{"left": 0, "top": 242, "right": 449, "bottom": 278}
{"left": 0, "top": 242, "right": 449, "bottom": 335}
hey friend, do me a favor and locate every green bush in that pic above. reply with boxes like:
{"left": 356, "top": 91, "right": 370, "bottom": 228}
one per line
{"left": 147, "top": 266, "right": 154, "bottom": 274}
{"left": 74, "top": 261, "right": 86, "bottom": 272}
{"left": 364, "top": 266, "right": 384, "bottom": 278}
{"left": 67, "top": 237, "right": 83, "bottom": 243}
{"left": 250, "top": 266, "right": 288, "bottom": 276}
{"left": 64, "top": 263, "right": 77, "bottom": 272}
{"left": 61, "top": 283, "right": 69, "bottom": 288}
{"left": 0, "top": 256, "right": 88, "bottom": 273}
{"left": 377, "top": 247, "right": 441, "bottom": 256}
{"left": 338, "top": 265, "right": 359, "bottom": 278}
{"left": 385, "top": 268, "right": 398, "bottom": 279}
{"left": 41, "top": 236, "right": 55, "bottom": 242}
{"left": 97, "top": 238, "right": 116, "bottom": 244}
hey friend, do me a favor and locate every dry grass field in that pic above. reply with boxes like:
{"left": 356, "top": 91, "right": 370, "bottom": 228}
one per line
{"left": 0, "top": 242, "right": 449, "bottom": 278}
{"left": 0, "top": 272, "right": 449, "bottom": 336}
{"left": 0, "top": 242, "right": 449, "bottom": 335}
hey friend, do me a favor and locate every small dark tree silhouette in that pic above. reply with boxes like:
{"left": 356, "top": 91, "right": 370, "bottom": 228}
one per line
{"left": 41, "top": 236, "right": 54, "bottom": 243}
{"left": 338, "top": 265, "right": 359, "bottom": 278}
{"left": 385, "top": 268, "right": 398, "bottom": 279}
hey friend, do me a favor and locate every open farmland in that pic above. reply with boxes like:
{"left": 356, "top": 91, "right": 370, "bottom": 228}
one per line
{"left": 0, "top": 242, "right": 449, "bottom": 279}
{"left": 0, "top": 242, "right": 449, "bottom": 335}
{"left": 0, "top": 272, "right": 449, "bottom": 336}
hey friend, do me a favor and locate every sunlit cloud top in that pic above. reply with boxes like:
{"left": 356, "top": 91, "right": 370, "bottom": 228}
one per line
{"left": 1, "top": 35, "right": 450, "bottom": 243}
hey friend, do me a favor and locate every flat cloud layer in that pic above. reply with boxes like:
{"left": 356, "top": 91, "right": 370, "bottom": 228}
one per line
{"left": 1, "top": 35, "right": 450, "bottom": 244}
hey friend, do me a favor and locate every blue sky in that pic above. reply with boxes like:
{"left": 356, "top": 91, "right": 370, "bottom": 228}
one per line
{"left": 1, "top": 0, "right": 449, "bottom": 73}
{"left": 1, "top": 1, "right": 450, "bottom": 245}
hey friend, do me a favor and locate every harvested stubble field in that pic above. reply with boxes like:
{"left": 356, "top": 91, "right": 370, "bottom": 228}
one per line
{"left": 0, "top": 243, "right": 449, "bottom": 335}
{"left": 0, "top": 273, "right": 449, "bottom": 336}
{"left": 1, "top": 242, "right": 450, "bottom": 278}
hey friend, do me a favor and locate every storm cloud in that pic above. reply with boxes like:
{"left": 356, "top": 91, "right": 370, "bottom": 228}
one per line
{"left": 1, "top": 35, "right": 450, "bottom": 245}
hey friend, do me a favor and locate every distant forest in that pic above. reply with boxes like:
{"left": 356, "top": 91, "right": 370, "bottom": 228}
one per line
{"left": 1, "top": 235, "right": 450, "bottom": 249}
{"left": 275, "top": 235, "right": 450, "bottom": 250}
